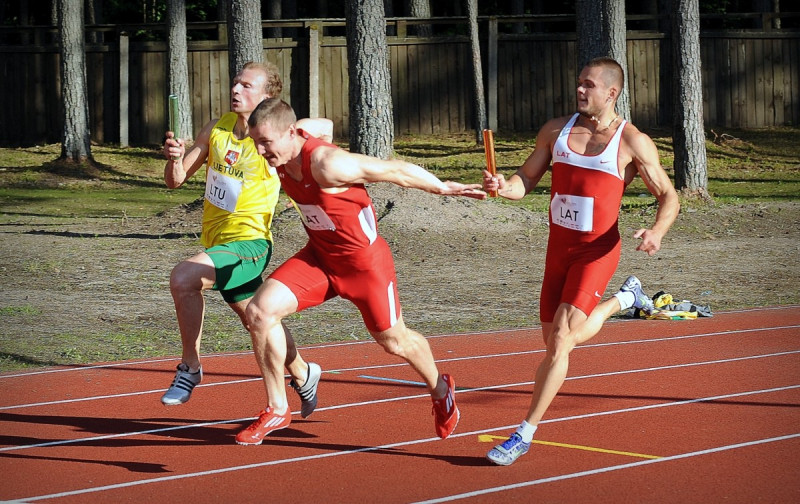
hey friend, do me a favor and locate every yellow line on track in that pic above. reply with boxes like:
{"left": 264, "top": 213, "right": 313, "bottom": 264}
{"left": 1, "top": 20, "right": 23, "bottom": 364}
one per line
{"left": 478, "top": 434, "right": 661, "bottom": 459}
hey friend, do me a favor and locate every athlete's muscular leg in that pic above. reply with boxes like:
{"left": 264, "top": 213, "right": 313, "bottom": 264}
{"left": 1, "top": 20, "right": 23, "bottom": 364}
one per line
{"left": 371, "top": 317, "right": 448, "bottom": 399}
{"left": 245, "top": 278, "right": 300, "bottom": 412}
{"left": 231, "top": 300, "right": 311, "bottom": 388}
{"left": 282, "top": 323, "right": 314, "bottom": 387}
{"left": 170, "top": 252, "right": 216, "bottom": 371}
{"left": 524, "top": 296, "right": 624, "bottom": 426}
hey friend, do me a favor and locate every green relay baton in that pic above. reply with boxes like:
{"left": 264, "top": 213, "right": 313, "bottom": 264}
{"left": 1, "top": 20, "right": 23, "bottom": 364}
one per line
{"left": 168, "top": 94, "right": 180, "bottom": 160}
{"left": 168, "top": 94, "right": 180, "bottom": 139}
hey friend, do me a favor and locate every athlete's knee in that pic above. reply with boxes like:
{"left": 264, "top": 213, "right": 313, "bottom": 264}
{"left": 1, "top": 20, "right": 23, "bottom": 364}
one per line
{"left": 547, "top": 328, "right": 577, "bottom": 361}
{"left": 374, "top": 327, "right": 412, "bottom": 358}
{"left": 245, "top": 299, "right": 281, "bottom": 332}
{"left": 169, "top": 262, "right": 195, "bottom": 295}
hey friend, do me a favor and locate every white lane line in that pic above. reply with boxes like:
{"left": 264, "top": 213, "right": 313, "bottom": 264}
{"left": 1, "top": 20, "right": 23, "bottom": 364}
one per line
{"left": 1, "top": 307, "right": 796, "bottom": 380}
{"left": 410, "top": 433, "right": 800, "bottom": 504}
{"left": 8, "top": 386, "right": 800, "bottom": 502}
{"left": 1, "top": 349, "right": 798, "bottom": 453}
{"left": 0, "top": 328, "right": 537, "bottom": 380}
{"left": 1, "top": 331, "right": 798, "bottom": 411}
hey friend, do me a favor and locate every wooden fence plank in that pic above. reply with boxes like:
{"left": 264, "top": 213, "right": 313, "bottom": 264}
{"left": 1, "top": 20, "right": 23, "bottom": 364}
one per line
{"left": 754, "top": 38, "right": 766, "bottom": 126}
{"left": 730, "top": 39, "right": 742, "bottom": 127}
{"left": 1, "top": 27, "right": 799, "bottom": 147}
{"left": 791, "top": 38, "right": 800, "bottom": 124}
{"left": 721, "top": 38, "right": 733, "bottom": 126}
{"left": 646, "top": 39, "right": 659, "bottom": 127}
{"left": 699, "top": 39, "right": 713, "bottom": 127}
{"left": 340, "top": 43, "right": 350, "bottom": 135}
{"left": 772, "top": 38, "right": 784, "bottom": 126}
{"left": 454, "top": 41, "right": 468, "bottom": 132}
{"left": 419, "top": 43, "right": 433, "bottom": 135}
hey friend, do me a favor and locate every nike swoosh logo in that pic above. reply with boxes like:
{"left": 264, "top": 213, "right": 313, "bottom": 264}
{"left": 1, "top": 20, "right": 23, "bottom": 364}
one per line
{"left": 594, "top": 291, "right": 602, "bottom": 298}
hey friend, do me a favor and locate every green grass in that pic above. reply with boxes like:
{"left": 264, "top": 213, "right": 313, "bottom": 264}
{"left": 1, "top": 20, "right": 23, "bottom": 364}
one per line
{"left": 0, "top": 143, "right": 204, "bottom": 222}
{"left": 393, "top": 127, "right": 800, "bottom": 213}
{"left": 1, "top": 128, "right": 798, "bottom": 222}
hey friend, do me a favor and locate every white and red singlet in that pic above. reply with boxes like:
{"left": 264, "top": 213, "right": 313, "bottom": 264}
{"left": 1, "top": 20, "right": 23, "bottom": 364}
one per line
{"left": 540, "top": 113, "right": 628, "bottom": 322}
{"left": 269, "top": 132, "right": 401, "bottom": 332}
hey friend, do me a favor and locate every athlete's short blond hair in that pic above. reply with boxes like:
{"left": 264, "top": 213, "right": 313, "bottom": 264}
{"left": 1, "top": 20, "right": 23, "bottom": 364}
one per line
{"left": 585, "top": 57, "right": 624, "bottom": 93}
{"left": 240, "top": 61, "right": 283, "bottom": 98}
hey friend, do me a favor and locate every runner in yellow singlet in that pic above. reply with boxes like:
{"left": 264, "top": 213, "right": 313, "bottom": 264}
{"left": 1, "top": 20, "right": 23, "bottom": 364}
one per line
{"left": 160, "top": 62, "right": 332, "bottom": 423}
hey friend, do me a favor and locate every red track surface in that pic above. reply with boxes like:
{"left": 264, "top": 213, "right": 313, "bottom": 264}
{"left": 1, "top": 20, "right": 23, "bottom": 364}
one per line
{"left": 2, "top": 307, "right": 799, "bottom": 503}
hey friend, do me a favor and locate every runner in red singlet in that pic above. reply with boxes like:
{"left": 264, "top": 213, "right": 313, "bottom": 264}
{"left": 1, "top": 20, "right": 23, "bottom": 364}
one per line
{"left": 233, "top": 97, "right": 486, "bottom": 446}
{"left": 482, "top": 57, "right": 680, "bottom": 466}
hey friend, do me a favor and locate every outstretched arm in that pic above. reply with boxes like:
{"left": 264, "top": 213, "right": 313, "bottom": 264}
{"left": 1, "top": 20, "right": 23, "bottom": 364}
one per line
{"left": 483, "top": 119, "right": 561, "bottom": 200}
{"left": 310, "top": 146, "right": 487, "bottom": 199}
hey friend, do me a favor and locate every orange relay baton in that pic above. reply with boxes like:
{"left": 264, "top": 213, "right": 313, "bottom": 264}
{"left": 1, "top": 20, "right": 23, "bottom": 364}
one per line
{"left": 482, "top": 129, "right": 498, "bottom": 197}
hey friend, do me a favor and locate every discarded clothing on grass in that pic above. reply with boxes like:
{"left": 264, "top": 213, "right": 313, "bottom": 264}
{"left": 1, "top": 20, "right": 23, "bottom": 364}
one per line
{"left": 635, "top": 291, "right": 713, "bottom": 320}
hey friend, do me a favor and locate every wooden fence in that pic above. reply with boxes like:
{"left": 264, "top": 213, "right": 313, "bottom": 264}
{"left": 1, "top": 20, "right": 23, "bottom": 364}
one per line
{"left": 0, "top": 18, "right": 798, "bottom": 147}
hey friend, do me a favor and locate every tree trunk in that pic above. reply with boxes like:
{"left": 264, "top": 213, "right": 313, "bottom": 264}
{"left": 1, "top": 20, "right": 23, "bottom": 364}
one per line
{"left": 576, "top": 0, "right": 630, "bottom": 120}
{"left": 672, "top": 0, "right": 709, "bottom": 198}
{"left": 658, "top": 0, "right": 673, "bottom": 127}
{"left": 576, "top": 0, "right": 604, "bottom": 71}
{"left": 409, "top": 0, "right": 433, "bottom": 37}
{"left": 266, "top": 0, "right": 282, "bottom": 39}
{"left": 59, "top": 0, "right": 93, "bottom": 164}
{"left": 465, "top": 0, "right": 486, "bottom": 145}
{"left": 344, "top": 0, "right": 394, "bottom": 159}
{"left": 166, "top": 0, "right": 193, "bottom": 141}
{"left": 227, "top": 0, "right": 262, "bottom": 83}
{"left": 605, "top": 0, "right": 631, "bottom": 121}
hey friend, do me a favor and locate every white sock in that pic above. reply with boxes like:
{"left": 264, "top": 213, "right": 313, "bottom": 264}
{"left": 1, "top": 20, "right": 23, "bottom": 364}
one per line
{"left": 614, "top": 291, "right": 635, "bottom": 311}
{"left": 516, "top": 420, "right": 537, "bottom": 443}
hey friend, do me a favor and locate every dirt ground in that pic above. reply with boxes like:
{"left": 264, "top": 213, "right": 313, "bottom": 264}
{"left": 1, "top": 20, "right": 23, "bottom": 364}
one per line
{"left": 1, "top": 184, "right": 798, "bottom": 371}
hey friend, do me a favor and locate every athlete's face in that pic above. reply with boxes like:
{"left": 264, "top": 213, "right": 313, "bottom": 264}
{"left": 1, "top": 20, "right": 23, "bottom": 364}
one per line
{"left": 251, "top": 121, "right": 295, "bottom": 167}
{"left": 576, "top": 65, "right": 614, "bottom": 117}
{"left": 230, "top": 68, "right": 269, "bottom": 114}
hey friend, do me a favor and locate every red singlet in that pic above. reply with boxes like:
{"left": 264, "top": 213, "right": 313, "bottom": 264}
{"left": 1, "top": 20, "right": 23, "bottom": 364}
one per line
{"left": 268, "top": 132, "right": 401, "bottom": 332}
{"left": 540, "top": 113, "right": 627, "bottom": 322}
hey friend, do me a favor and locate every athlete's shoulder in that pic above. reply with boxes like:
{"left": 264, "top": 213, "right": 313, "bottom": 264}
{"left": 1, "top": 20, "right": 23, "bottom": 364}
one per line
{"left": 536, "top": 115, "right": 572, "bottom": 147}
{"left": 541, "top": 115, "right": 572, "bottom": 135}
{"left": 620, "top": 121, "right": 655, "bottom": 150}
{"left": 213, "top": 112, "right": 238, "bottom": 132}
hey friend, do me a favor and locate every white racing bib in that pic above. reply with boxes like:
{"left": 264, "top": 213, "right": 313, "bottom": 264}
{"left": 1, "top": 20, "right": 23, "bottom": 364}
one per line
{"left": 551, "top": 192, "right": 594, "bottom": 231}
{"left": 205, "top": 169, "right": 244, "bottom": 212}
{"left": 296, "top": 203, "right": 337, "bottom": 231}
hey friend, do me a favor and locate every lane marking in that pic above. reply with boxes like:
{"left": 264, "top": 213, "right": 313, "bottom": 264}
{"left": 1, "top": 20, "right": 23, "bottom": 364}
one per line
{"left": 2, "top": 382, "right": 797, "bottom": 454}
{"left": 477, "top": 434, "right": 661, "bottom": 459}
{"left": 2, "top": 347, "right": 798, "bottom": 411}
{"left": 412, "top": 433, "right": 800, "bottom": 504}
{"left": 358, "top": 375, "right": 426, "bottom": 387}
{"left": 10, "top": 426, "right": 800, "bottom": 501}
{"left": 0, "top": 313, "right": 796, "bottom": 380}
